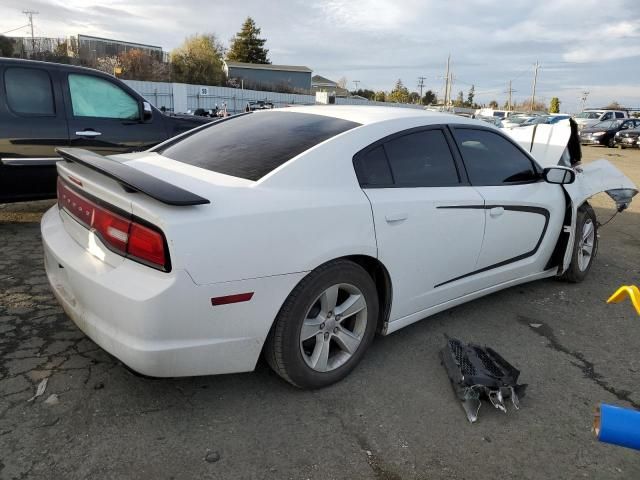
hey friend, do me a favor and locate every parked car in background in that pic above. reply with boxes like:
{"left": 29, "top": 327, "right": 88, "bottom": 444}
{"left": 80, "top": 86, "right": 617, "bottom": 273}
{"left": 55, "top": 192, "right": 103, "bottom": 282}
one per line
{"left": 245, "top": 100, "right": 275, "bottom": 111}
{"left": 0, "top": 58, "right": 213, "bottom": 203}
{"left": 477, "top": 116, "right": 503, "bottom": 127}
{"left": 502, "top": 115, "right": 537, "bottom": 128}
{"left": 574, "top": 109, "right": 629, "bottom": 130}
{"left": 476, "top": 108, "right": 512, "bottom": 119}
{"left": 615, "top": 125, "right": 640, "bottom": 149}
{"left": 42, "top": 106, "right": 637, "bottom": 388}
{"left": 548, "top": 114, "right": 571, "bottom": 124}
{"left": 579, "top": 119, "right": 640, "bottom": 147}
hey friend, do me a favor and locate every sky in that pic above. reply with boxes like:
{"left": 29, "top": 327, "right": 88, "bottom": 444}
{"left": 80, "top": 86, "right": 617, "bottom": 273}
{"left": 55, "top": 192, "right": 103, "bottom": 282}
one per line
{"left": 2, "top": 0, "right": 640, "bottom": 112}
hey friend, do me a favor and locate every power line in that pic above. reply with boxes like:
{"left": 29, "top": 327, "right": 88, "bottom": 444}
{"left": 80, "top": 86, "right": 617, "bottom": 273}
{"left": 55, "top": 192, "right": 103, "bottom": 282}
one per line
{"left": 1, "top": 24, "right": 30, "bottom": 35}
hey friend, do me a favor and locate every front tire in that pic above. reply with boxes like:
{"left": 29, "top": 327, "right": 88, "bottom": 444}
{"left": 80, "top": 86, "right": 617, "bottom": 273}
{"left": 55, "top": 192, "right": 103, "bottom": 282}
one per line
{"left": 607, "top": 137, "right": 615, "bottom": 148}
{"left": 561, "top": 204, "right": 598, "bottom": 283}
{"left": 265, "top": 260, "right": 379, "bottom": 389}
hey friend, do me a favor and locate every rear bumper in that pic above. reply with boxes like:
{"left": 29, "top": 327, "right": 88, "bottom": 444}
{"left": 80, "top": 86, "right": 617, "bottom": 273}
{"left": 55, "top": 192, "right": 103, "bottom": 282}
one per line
{"left": 41, "top": 207, "right": 305, "bottom": 377}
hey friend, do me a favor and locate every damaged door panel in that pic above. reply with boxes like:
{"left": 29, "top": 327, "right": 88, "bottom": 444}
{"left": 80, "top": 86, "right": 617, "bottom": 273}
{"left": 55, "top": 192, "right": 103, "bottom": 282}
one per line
{"left": 505, "top": 120, "right": 638, "bottom": 276}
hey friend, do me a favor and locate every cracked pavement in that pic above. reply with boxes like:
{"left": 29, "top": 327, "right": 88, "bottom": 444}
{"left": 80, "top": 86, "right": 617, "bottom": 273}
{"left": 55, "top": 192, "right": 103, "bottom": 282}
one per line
{"left": 1, "top": 147, "right": 640, "bottom": 479}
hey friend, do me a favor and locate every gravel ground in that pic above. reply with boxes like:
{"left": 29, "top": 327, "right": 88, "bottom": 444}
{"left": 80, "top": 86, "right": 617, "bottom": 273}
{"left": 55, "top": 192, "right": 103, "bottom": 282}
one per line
{"left": 1, "top": 146, "right": 639, "bottom": 479}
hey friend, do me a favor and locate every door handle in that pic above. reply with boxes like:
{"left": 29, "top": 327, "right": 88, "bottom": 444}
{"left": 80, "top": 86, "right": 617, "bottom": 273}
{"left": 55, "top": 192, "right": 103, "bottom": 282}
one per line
{"left": 489, "top": 207, "right": 504, "bottom": 217}
{"left": 75, "top": 130, "right": 102, "bottom": 137}
{"left": 385, "top": 213, "right": 408, "bottom": 223}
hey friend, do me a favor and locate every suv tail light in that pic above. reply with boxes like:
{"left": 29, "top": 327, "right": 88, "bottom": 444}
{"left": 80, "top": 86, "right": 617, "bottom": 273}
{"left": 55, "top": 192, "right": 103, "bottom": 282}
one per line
{"left": 57, "top": 177, "right": 170, "bottom": 271}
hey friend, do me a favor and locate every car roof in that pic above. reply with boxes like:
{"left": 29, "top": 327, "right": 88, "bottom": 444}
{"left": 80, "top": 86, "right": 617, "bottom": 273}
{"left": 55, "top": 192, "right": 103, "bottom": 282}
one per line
{"left": 0, "top": 57, "right": 108, "bottom": 76}
{"left": 263, "top": 105, "right": 478, "bottom": 127}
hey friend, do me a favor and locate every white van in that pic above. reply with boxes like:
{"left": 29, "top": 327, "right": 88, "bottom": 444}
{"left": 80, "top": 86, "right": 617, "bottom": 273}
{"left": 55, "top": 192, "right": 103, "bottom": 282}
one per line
{"left": 574, "top": 109, "right": 628, "bottom": 130}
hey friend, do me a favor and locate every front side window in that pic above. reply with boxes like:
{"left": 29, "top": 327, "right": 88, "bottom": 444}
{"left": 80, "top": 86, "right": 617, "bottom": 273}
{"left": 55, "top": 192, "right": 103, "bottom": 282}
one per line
{"left": 383, "top": 130, "right": 459, "bottom": 187}
{"left": 4, "top": 67, "right": 54, "bottom": 116}
{"left": 601, "top": 112, "right": 613, "bottom": 121}
{"left": 68, "top": 74, "right": 139, "bottom": 120}
{"left": 454, "top": 129, "right": 538, "bottom": 186}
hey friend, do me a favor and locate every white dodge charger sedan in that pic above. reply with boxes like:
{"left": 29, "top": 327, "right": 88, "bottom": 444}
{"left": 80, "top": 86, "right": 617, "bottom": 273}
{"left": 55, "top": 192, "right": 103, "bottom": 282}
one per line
{"left": 42, "top": 106, "right": 637, "bottom": 388}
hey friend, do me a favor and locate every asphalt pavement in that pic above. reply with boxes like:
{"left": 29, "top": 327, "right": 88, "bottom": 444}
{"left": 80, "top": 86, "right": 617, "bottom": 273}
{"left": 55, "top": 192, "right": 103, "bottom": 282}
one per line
{"left": 1, "top": 146, "right": 639, "bottom": 479}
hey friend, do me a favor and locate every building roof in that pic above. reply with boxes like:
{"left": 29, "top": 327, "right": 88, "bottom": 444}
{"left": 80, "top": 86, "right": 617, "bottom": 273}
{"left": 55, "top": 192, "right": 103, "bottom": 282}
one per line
{"left": 311, "top": 75, "right": 337, "bottom": 87}
{"left": 76, "top": 34, "right": 162, "bottom": 51}
{"left": 224, "top": 61, "right": 312, "bottom": 73}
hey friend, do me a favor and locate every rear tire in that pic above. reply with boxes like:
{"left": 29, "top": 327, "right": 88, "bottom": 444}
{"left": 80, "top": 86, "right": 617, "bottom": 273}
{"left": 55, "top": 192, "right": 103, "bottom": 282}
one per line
{"left": 561, "top": 204, "right": 598, "bottom": 283}
{"left": 265, "top": 260, "right": 379, "bottom": 389}
{"left": 607, "top": 137, "right": 615, "bottom": 148}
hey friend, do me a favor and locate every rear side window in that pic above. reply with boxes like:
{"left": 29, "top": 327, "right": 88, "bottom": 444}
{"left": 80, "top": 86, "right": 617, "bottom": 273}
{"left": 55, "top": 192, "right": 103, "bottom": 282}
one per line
{"left": 615, "top": 112, "right": 624, "bottom": 119}
{"left": 353, "top": 146, "right": 393, "bottom": 186}
{"left": 454, "top": 129, "right": 538, "bottom": 186}
{"left": 4, "top": 67, "right": 55, "bottom": 116}
{"left": 157, "top": 112, "right": 360, "bottom": 181}
{"left": 68, "top": 74, "right": 139, "bottom": 120}
{"left": 384, "top": 130, "right": 459, "bottom": 187}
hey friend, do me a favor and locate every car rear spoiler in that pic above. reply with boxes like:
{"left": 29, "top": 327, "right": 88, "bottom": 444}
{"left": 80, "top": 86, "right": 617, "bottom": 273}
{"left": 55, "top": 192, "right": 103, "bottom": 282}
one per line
{"left": 56, "top": 148, "right": 210, "bottom": 206}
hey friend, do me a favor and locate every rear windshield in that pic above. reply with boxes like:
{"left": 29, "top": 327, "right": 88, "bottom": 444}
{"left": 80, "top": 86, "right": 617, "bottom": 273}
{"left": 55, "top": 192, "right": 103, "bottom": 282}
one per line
{"left": 156, "top": 111, "right": 360, "bottom": 181}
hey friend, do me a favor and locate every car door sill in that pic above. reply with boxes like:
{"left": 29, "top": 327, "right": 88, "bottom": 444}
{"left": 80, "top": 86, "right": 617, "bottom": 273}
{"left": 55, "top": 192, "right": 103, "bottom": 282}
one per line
{"left": 383, "top": 268, "right": 557, "bottom": 335}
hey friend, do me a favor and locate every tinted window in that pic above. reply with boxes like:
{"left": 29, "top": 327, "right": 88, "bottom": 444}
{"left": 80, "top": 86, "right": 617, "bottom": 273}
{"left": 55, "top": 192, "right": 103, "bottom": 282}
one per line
{"left": 354, "top": 146, "right": 393, "bottom": 186}
{"left": 455, "top": 129, "right": 538, "bottom": 186}
{"left": 615, "top": 112, "right": 624, "bottom": 118}
{"left": 157, "top": 112, "right": 360, "bottom": 181}
{"left": 384, "top": 130, "right": 459, "bottom": 187}
{"left": 5, "top": 68, "right": 54, "bottom": 115}
{"left": 68, "top": 74, "right": 139, "bottom": 119}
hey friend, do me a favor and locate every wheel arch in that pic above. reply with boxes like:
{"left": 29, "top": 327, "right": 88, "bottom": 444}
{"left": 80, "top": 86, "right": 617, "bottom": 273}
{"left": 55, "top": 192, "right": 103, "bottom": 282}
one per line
{"left": 341, "top": 254, "right": 393, "bottom": 334}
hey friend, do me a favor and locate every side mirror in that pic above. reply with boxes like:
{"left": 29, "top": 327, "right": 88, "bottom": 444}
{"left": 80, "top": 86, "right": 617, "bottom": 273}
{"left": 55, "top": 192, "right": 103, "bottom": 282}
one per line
{"left": 142, "top": 101, "right": 153, "bottom": 122}
{"left": 543, "top": 166, "right": 576, "bottom": 185}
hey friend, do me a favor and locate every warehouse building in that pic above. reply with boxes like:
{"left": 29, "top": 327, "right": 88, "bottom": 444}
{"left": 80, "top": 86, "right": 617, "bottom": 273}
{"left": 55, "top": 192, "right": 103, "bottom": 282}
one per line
{"left": 223, "top": 61, "right": 312, "bottom": 94}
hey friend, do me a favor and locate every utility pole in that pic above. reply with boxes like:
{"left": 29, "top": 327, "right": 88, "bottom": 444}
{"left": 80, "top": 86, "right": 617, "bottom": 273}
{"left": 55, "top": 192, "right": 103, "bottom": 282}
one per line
{"left": 447, "top": 73, "right": 454, "bottom": 108}
{"left": 353, "top": 80, "right": 360, "bottom": 92}
{"left": 22, "top": 10, "right": 39, "bottom": 55}
{"left": 417, "top": 76, "right": 426, "bottom": 99}
{"left": 580, "top": 90, "right": 589, "bottom": 111}
{"left": 443, "top": 54, "right": 450, "bottom": 107}
{"left": 530, "top": 61, "right": 540, "bottom": 112}
{"left": 505, "top": 80, "right": 517, "bottom": 111}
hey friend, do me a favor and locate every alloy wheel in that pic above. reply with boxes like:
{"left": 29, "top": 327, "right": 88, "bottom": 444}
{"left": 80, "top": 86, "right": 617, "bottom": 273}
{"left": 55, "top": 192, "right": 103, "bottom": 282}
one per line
{"left": 299, "top": 283, "right": 368, "bottom": 372}
{"left": 577, "top": 218, "right": 595, "bottom": 271}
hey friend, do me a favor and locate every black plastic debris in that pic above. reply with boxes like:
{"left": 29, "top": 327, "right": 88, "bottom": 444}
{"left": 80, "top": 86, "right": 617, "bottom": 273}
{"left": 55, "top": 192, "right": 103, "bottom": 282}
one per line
{"left": 440, "top": 336, "right": 527, "bottom": 423}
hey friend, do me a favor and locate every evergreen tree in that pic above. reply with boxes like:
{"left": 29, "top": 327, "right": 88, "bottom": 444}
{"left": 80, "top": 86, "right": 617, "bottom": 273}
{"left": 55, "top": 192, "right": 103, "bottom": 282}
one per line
{"left": 421, "top": 90, "right": 437, "bottom": 105}
{"left": 226, "top": 17, "right": 270, "bottom": 64}
{"left": 466, "top": 85, "right": 475, "bottom": 107}
{"left": 549, "top": 97, "right": 561, "bottom": 113}
{"left": 388, "top": 79, "right": 410, "bottom": 103}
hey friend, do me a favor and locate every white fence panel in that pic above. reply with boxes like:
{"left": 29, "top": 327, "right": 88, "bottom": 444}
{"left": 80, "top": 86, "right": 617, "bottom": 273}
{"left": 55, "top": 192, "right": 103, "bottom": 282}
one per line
{"left": 123, "top": 80, "right": 425, "bottom": 114}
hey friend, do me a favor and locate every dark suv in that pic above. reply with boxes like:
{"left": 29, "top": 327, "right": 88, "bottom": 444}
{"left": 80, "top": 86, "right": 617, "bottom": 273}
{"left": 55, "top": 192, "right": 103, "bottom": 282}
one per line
{"left": 0, "top": 58, "right": 212, "bottom": 203}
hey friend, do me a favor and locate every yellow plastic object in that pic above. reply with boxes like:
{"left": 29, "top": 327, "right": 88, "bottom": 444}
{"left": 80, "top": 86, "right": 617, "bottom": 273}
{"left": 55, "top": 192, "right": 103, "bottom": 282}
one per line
{"left": 607, "top": 285, "right": 640, "bottom": 316}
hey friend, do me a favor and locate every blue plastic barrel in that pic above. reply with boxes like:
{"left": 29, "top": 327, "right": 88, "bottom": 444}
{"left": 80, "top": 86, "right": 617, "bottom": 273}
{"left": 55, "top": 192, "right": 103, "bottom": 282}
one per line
{"left": 595, "top": 403, "right": 640, "bottom": 450}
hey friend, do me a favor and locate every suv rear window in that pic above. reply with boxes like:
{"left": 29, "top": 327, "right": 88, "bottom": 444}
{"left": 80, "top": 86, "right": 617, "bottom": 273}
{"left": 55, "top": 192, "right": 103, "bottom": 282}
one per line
{"left": 156, "top": 112, "right": 360, "bottom": 181}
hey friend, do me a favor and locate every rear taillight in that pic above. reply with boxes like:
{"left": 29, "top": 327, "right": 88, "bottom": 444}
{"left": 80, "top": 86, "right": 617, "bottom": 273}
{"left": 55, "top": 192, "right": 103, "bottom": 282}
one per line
{"left": 127, "top": 223, "right": 166, "bottom": 268}
{"left": 57, "top": 177, "right": 169, "bottom": 271}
